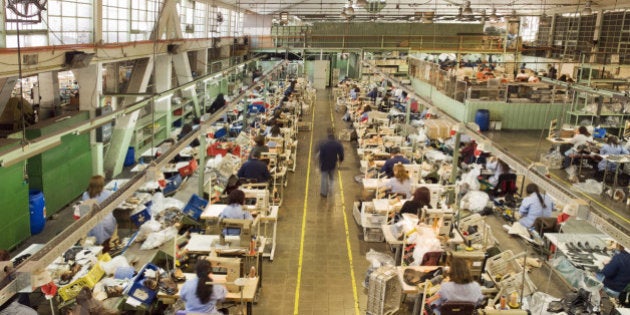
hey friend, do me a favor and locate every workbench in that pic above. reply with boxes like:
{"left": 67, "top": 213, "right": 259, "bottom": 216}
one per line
{"left": 157, "top": 273, "right": 259, "bottom": 315}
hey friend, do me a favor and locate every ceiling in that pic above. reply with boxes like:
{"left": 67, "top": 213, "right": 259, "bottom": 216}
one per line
{"left": 219, "top": 0, "right": 630, "bottom": 21}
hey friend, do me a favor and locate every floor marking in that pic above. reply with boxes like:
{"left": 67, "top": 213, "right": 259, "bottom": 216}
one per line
{"left": 330, "top": 101, "right": 361, "bottom": 315}
{"left": 293, "top": 100, "right": 317, "bottom": 315}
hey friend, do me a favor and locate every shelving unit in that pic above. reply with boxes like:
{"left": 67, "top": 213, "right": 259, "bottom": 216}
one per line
{"left": 565, "top": 89, "right": 630, "bottom": 132}
{"left": 132, "top": 110, "right": 168, "bottom": 159}
{"left": 171, "top": 98, "right": 195, "bottom": 128}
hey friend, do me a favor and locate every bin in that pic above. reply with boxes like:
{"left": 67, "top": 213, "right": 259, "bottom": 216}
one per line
{"left": 124, "top": 147, "right": 135, "bottom": 167}
{"left": 475, "top": 109, "right": 490, "bottom": 132}
{"left": 29, "top": 190, "right": 46, "bottom": 235}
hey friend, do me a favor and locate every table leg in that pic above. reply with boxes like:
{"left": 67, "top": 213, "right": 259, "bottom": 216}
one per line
{"left": 412, "top": 293, "right": 422, "bottom": 315}
{"left": 395, "top": 244, "right": 402, "bottom": 266}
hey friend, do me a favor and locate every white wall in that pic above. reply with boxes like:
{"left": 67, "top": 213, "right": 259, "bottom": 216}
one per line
{"left": 243, "top": 14, "right": 273, "bottom": 36}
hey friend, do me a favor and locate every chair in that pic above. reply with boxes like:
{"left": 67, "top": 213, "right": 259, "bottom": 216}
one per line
{"left": 421, "top": 251, "right": 444, "bottom": 266}
{"left": 440, "top": 301, "right": 477, "bottom": 315}
{"left": 492, "top": 173, "right": 517, "bottom": 197}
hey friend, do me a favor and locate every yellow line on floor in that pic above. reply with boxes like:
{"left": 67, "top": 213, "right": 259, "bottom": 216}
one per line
{"left": 330, "top": 102, "right": 361, "bottom": 315}
{"left": 293, "top": 104, "right": 317, "bottom": 315}
{"left": 525, "top": 158, "right": 630, "bottom": 224}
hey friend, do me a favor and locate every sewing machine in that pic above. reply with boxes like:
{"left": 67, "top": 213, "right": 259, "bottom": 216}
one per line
{"left": 219, "top": 218, "right": 257, "bottom": 248}
{"left": 207, "top": 256, "right": 241, "bottom": 293}
{"left": 240, "top": 186, "right": 269, "bottom": 213}
{"left": 421, "top": 207, "right": 454, "bottom": 236}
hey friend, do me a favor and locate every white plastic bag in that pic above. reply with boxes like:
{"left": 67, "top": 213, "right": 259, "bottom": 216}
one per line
{"left": 409, "top": 226, "right": 442, "bottom": 266}
{"left": 100, "top": 256, "right": 131, "bottom": 276}
{"left": 572, "top": 179, "right": 603, "bottom": 195}
{"left": 363, "top": 249, "right": 396, "bottom": 288}
{"left": 150, "top": 193, "right": 166, "bottom": 216}
{"left": 140, "top": 226, "right": 178, "bottom": 250}
{"left": 460, "top": 190, "right": 490, "bottom": 212}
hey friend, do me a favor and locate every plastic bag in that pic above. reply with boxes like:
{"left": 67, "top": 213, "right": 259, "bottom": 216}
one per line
{"left": 100, "top": 256, "right": 131, "bottom": 276}
{"left": 150, "top": 193, "right": 166, "bottom": 216}
{"left": 551, "top": 256, "right": 585, "bottom": 287}
{"left": 523, "top": 291, "right": 560, "bottom": 315}
{"left": 572, "top": 179, "right": 603, "bottom": 195}
{"left": 460, "top": 191, "right": 490, "bottom": 212}
{"left": 140, "top": 226, "right": 178, "bottom": 250}
{"left": 458, "top": 164, "right": 481, "bottom": 191}
{"left": 136, "top": 219, "right": 162, "bottom": 242}
{"left": 409, "top": 226, "right": 441, "bottom": 266}
{"left": 363, "top": 249, "right": 396, "bottom": 288}
{"left": 581, "top": 275, "right": 603, "bottom": 311}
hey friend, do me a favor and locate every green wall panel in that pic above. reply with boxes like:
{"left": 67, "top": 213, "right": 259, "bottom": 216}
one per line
{"left": 465, "top": 101, "right": 565, "bottom": 130}
{"left": 0, "top": 214, "right": 30, "bottom": 250}
{"left": 26, "top": 112, "right": 92, "bottom": 215}
{"left": 410, "top": 78, "right": 566, "bottom": 130}
{"left": 0, "top": 160, "right": 29, "bottom": 250}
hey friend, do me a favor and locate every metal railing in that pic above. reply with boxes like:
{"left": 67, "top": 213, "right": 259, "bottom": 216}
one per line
{"left": 250, "top": 34, "right": 508, "bottom": 52}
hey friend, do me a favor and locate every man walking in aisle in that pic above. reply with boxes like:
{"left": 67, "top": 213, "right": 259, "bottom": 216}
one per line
{"left": 317, "top": 128, "right": 344, "bottom": 198}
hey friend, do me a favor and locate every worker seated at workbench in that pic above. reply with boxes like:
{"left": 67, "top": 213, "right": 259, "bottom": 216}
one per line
{"left": 237, "top": 151, "right": 271, "bottom": 183}
{"left": 219, "top": 190, "right": 254, "bottom": 236}
{"left": 425, "top": 259, "right": 484, "bottom": 314}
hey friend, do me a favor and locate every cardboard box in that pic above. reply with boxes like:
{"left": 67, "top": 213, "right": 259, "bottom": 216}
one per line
{"left": 424, "top": 119, "right": 453, "bottom": 140}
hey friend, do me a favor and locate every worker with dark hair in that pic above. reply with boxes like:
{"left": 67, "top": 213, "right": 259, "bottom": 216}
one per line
{"left": 180, "top": 259, "right": 228, "bottom": 313}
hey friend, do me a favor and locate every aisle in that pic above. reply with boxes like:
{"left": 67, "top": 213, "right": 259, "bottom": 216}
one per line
{"left": 253, "top": 89, "right": 379, "bottom": 314}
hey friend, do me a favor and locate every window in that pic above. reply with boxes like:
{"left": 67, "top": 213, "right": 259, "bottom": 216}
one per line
{"left": 102, "top": 0, "right": 130, "bottom": 43}
{"left": 47, "top": 0, "right": 93, "bottom": 45}
{"left": 130, "top": 0, "right": 161, "bottom": 41}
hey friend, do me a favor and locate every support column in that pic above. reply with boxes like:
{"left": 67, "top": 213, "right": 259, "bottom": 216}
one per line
{"left": 0, "top": 77, "right": 18, "bottom": 119}
{"left": 173, "top": 53, "right": 200, "bottom": 117}
{"left": 104, "top": 57, "right": 154, "bottom": 178}
{"left": 154, "top": 54, "right": 173, "bottom": 135}
{"left": 104, "top": 63, "right": 119, "bottom": 109}
{"left": 37, "top": 72, "right": 61, "bottom": 120}
{"left": 73, "top": 63, "right": 104, "bottom": 174}
{"left": 195, "top": 49, "right": 208, "bottom": 77}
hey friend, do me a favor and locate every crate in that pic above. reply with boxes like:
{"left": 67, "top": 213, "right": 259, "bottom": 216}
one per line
{"left": 486, "top": 250, "right": 524, "bottom": 282}
{"left": 58, "top": 255, "right": 110, "bottom": 301}
{"left": 366, "top": 266, "right": 401, "bottom": 315}
{"left": 178, "top": 159, "right": 198, "bottom": 177}
{"left": 496, "top": 271, "right": 537, "bottom": 297}
{"left": 130, "top": 208, "right": 151, "bottom": 227}
{"left": 182, "top": 194, "right": 209, "bottom": 220}
{"left": 364, "top": 227, "right": 385, "bottom": 243}
{"left": 125, "top": 263, "right": 159, "bottom": 305}
{"left": 353, "top": 202, "right": 361, "bottom": 226}
{"left": 162, "top": 174, "right": 183, "bottom": 196}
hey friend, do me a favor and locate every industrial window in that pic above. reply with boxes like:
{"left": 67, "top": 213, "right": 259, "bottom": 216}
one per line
{"left": 47, "top": 0, "right": 93, "bottom": 45}
{"left": 217, "top": 8, "right": 231, "bottom": 37}
{"left": 5, "top": 2, "right": 48, "bottom": 48}
{"left": 193, "top": 2, "right": 208, "bottom": 38}
{"left": 179, "top": 0, "right": 208, "bottom": 39}
{"left": 520, "top": 16, "right": 540, "bottom": 42}
{"left": 130, "top": 0, "right": 162, "bottom": 41}
{"left": 102, "top": 0, "right": 130, "bottom": 43}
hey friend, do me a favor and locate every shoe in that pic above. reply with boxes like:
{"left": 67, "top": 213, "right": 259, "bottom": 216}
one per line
{"left": 320, "top": 193, "right": 327, "bottom": 198}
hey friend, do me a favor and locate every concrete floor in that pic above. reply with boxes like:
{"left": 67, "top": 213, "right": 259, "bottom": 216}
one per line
{"left": 14, "top": 89, "right": 578, "bottom": 314}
